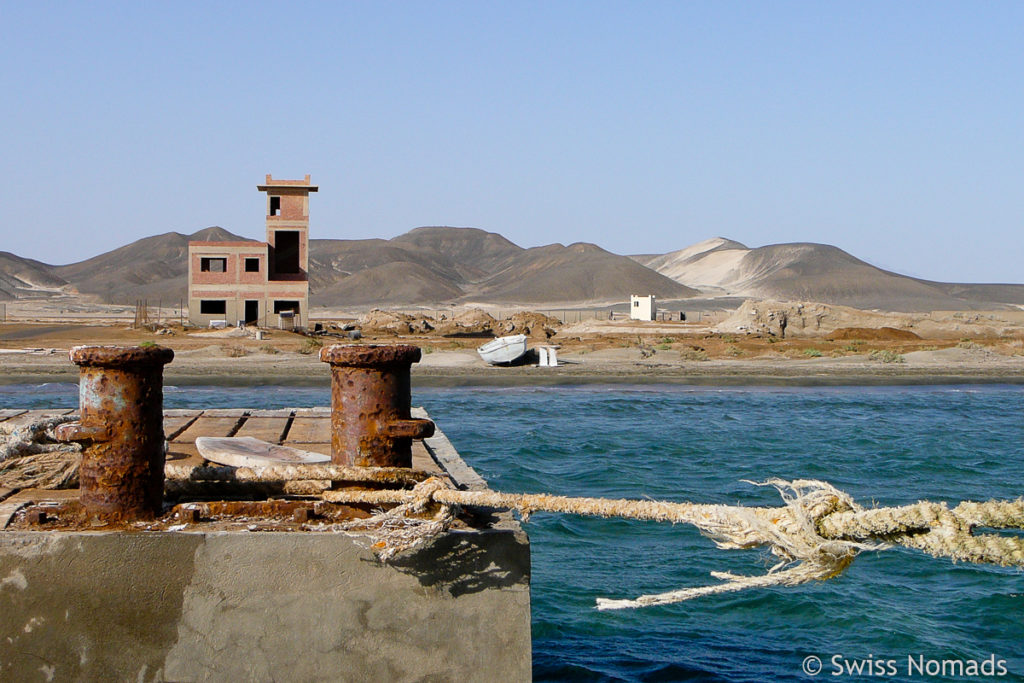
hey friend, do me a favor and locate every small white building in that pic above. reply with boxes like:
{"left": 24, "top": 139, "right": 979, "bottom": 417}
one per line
{"left": 630, "top": 294, "right": 656, "bottom": 321}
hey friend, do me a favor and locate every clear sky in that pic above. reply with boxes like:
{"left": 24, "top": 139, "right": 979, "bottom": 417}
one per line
{"left": 1, "top": 2, "right": 1021, "bottom": 283}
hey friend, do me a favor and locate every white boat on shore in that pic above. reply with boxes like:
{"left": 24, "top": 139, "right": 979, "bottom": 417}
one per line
{"left": 477, "top": 334, "right": 528, "bottom": 365}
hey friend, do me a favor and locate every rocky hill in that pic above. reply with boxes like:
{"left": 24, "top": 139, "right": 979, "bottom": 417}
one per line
{"left": 4, "top": 226, "right": 1023, "bottom": 311}
{"left": 308, "top": 228, "right": 692, "bottom": 306}
{"left": 4, "top": 226, "right": 693, "bottom": 308}
{"left": 50, "top": 227, "right": 253, "bottom": 305}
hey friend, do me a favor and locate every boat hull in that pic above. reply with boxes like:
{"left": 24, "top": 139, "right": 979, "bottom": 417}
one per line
{"left": 477, "top": 334, "right": 528, "bottom": 365}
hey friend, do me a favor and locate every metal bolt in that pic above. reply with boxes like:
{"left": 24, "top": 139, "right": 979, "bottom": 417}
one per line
{"left": 178, "top": 507, "right": 201, "bottom": 523}
{"left": 56, "top": 345, "right": 174, "bottom": 521}
{"left": 25, "top": 509, "right": 47, "bottom": 525}
{"left": 319, "top": 344, "right": 434, "bottom": 467}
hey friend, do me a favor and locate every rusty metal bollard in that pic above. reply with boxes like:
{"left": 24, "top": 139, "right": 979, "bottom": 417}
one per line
{"left": 56, "top": 345, "right": 174, "bottom": 521}
{"left": 319, "top": 344, "right": 434, "bottom": 468}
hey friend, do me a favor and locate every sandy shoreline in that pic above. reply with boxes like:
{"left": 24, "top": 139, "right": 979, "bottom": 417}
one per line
{"left": 2, "top": 318, "right": 1023, "bottom": 387}
{"left": 3, "top": 348, "right": 1023, "bottom": 387}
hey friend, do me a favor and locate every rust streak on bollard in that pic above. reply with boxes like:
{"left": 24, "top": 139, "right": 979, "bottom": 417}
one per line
{"left": 319, "top": 344, "right": 434, "bottom": 468}
{"left": 56, "top": 345, "right": 174, "bottom": 522}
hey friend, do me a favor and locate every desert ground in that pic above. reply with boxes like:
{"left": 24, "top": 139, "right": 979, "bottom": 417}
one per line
{"left": 2, "top": 302, "right": 1024, "bottom": 386}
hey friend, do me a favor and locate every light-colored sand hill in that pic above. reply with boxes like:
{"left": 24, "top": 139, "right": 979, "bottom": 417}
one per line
{"left": 644, "top": 238, "right": 1024, "bottom": 312}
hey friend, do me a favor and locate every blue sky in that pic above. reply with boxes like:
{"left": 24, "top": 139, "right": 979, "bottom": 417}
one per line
{"left": 1, "top": 2, "right": 1021, "bottom": 282}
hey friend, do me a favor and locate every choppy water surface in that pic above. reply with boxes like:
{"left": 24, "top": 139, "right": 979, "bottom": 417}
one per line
{"left": 2, "top": 383, "right": 1022, "bottom": 681}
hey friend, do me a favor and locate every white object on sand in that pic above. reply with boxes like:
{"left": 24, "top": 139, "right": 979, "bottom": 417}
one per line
{"left": 477, "top": 334, "right": 528, "bottom": 365}
{"left": 537, "top": 345, "right": 559, "bottom": 367}
{"left": 195, "top": 436, "right": 330, "bottom": 468}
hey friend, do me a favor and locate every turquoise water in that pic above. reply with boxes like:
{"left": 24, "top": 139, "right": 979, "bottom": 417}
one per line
{"left": 2, "top": 383, "right": 1022, "bottom": 682}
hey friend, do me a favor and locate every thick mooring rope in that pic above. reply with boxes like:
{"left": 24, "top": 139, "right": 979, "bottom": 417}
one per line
{"left": 0, "top": 416, "right": 81, "bottom": 490}
{"left": 320, "top": 477, "right": 1024, "bottom": 610}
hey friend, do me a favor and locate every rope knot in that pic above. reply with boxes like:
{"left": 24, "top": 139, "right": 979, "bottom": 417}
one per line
{"left": 409, "top": 476, "right": 452, "bottom": 512}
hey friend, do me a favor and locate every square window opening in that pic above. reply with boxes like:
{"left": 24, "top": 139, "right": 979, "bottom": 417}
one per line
{"left": 200, "top": 257, "right": 227, "bottom": 273}
{"left": 269, "top": 196, "right": 281, "bottom": 216}
{"left": 273, "top": 300, "right": 300, "bottom": 314}
{"left": 199, "top": 300, "right": 227, "bottom": 315}
{"left": 244, "top": 257, "right": 260, "bottom": 273}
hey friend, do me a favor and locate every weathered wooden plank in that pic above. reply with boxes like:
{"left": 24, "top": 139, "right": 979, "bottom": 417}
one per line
{"left": 0, "top": 409, "right": 75, "bottom": 430}
{"left": 234, "top": 417, "right": 290, "bottom": 443}
{"left": 164, "top": 446, "right": 205, "bottom": 468}
{"left": 293, "top": 442, "right": 331, "bottom": 458}
{"left": 164, "top": 409, "right": 201, "bottom": 417}
{"left": 164, "top": 412, "right": 202, "bottom": 441}
{"left": 172, "top": 416, "right": 245, "bottom": 443}
{"left": 411, "top": 440, "right": 442, "bottom": 474}
{"left": 249, "top": 409, "right": 294, "bottom": 419}
{"left": 202, "top": 409, "right": 249, "bottom": 418}
{"left": 294, "top": 407, "right": 330, "bottom": 417}
{"left": 284, "top": 418, "right": 331, "bottom": 444}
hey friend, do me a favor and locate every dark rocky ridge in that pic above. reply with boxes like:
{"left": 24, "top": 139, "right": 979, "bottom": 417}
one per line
{"left": 3, "top": 227, "right": 1022, "bottom": 311}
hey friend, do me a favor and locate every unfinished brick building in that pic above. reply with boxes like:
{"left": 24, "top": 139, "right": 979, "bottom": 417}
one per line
{"left": 187, "top": 175, "right": 315, "bottom": 329}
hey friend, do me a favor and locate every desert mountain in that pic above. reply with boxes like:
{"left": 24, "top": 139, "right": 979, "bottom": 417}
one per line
{"left": 471, "top": 242, "right": 696, "bottom": 304}
{"left": 3, "top": 226, "right": 693, "bottom": 308}
{"left": 5, "top": 226, "right": 1022, "bottom": 311}
{"left": 52, "top": 227, "right": 253, "bottom": 305}
{"left": 637, "top": 238, "right": 1024, "bottom": 311}
{"left": 310, "top": 227, "right": 693, "bottom": 306}
{"left": 312, "top": 261, "right": 466, "bottom": 306}
{"left": 391, "top": 227, "right": 524, "bottom": 276}
{"left": 0, "top": 252, "right": 70, "bottom": 301}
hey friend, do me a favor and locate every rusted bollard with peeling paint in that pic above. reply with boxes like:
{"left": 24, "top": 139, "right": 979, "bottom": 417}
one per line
{"left": 56, "top": 345, "right": 174, "bottom": 521}
{"left": 319, "top": 344, "right": 434, "bottom": 468}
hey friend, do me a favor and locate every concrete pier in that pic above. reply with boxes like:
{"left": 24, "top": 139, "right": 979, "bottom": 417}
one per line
{"left": 0, "top": 408, "right": 531, "bottom": 682}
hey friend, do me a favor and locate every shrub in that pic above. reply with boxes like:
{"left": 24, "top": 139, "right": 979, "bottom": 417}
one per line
{"left": 259, "top": 344, "right": 280, "bottom": 355}
{"left": 957, "top": 340, "right": 983, "bottom": 350}
{"left": 298, "top": 336, "right": 323, "bottom": 355}
{"left": 681, "top": 347, "right": 709, "bottom": 361}
{"left": 655, "top": 343, "right": 671, "bottom": 351}
{"left": 724, "top": 344, "right": 743, "bottom": 357}
{"left": 803, "top": 348, "right": 822, "bottom": 358}
{"left": 223, "top": 344, "right": 248, "bottom": 358}
{"left": 869, "top": 349, "right": 905, "bottom": 363}
{"left": 842, "top": 341, "right": 864, "bottom": 352}
{"left": 139, "top": 341, "right": 156, "bottom": 348}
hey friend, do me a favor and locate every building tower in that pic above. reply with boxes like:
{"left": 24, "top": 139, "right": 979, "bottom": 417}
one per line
{"left": 187, "top": 174, "right": 316, "bottom": 329}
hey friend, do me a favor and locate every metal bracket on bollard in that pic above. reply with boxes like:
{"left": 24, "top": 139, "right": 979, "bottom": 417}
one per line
{"left": 56, "top": 345, "right": 174, "bottom": 521}
{"left": 319, "top": 344, "right": 434, "bottom": 468}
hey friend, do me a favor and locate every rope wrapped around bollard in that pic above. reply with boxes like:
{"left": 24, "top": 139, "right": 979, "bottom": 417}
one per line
{"left": 318, "top": 476, "right": 1024, "bottom": 610}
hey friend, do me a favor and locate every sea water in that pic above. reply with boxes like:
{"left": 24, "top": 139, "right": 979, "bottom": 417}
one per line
{"left": 2, "top": 383, "right": 1022, "bottom": 682}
